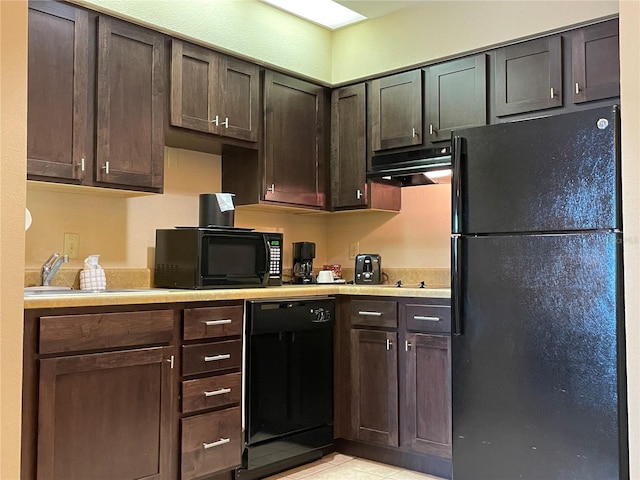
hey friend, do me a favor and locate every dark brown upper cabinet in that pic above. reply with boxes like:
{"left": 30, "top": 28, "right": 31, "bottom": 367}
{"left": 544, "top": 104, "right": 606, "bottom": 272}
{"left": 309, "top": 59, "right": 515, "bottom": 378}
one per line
{"left": 27, "top": 3, "right": 166, "bottom": 193}
{"left": 331, "top": 84, "right": 368, "bottom": 209}
{"left": 495, "top": 36, "right": 563, "bottom": 116}
{"left": 330, "top": 84, "right": 400, "bottom": 212}
{"left": 263, "top": 71, "right": 327, "bottom": 208}
{"left": 27, "top": 1, "right": 88, "bottom": 183}
{"left": 371, "top": 70, "right": 423, "bottom": 151}
{"left": 170, "top": 39, "right": 259, "bottom": 142}
{"left": 95, "top": 17, "right": 165, "bottom": 191}
{"left": 426, "top": 54, "right": 487, "bottom": 142}
{"left": 572, "top": 19, "right": 620, "bottom": 104}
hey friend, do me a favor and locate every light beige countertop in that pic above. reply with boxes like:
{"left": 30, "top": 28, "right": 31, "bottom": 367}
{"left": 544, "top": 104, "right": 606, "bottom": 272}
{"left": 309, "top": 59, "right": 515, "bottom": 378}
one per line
{"left": 23, "top": 284, "right": 451, "bottom": 309}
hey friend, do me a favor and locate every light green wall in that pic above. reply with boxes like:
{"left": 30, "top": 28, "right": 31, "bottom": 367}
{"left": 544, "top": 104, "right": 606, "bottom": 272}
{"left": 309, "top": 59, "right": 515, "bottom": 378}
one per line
{"left": 331, "top": 0, "right": 619, "bottom": 83}
{"left": 78, "top": 0, "right": 618, "bottom": 84}
{"left": 72, "top": 0, "right": 334, "bottom": 83}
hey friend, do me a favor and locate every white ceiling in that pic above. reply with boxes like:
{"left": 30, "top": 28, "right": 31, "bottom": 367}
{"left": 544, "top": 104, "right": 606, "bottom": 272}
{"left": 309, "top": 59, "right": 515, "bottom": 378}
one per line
{"left": 335, "top": 0, "right": 429, "bottom": 19}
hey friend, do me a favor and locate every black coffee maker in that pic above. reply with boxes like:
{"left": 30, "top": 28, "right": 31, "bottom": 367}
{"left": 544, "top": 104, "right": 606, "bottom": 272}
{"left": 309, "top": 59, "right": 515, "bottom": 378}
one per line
{"left": 292, "top": 242, "right": 316, "bottom": 284}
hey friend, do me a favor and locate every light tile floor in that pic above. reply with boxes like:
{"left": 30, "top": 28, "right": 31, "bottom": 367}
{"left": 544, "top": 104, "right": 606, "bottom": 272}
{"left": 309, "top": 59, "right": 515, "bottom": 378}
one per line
{"left": 265, "top": 453, "right": 445, "bottom": 480}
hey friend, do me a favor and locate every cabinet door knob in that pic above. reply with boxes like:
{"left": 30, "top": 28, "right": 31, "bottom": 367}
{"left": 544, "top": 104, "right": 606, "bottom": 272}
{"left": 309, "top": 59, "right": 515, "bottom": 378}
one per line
{"left": 222, "top": 117, "right": 229, "bottom": 128}
{"left": 414, "top": 315, "right": 440, "bottom": 322}
{"left": 356, "top": 189, "right": 363, "bottom": 199}
{"left": 266, "top": 184, "right": 275, "bottom": 194}
{"left": 575, "top": 82, "right": 580, "bottom": 95}
{"left": 412, "top": 127, "right": 418, "bottom": 138}
{"left": 429, "top": 124, "right": 434, "bottom": 135}
{"left": 101, "top": 161, "right": 110, "bottom": 175}
{"left": 405, "top": 340, "right": 412, "bottom": 352}
{"left": 77, "top": 157, "right": 85, "bottom": 172}
{"left": 358, "top": 311, "right": 382, "bottom": 317}
{"left": 550, "top": 87, "right": 555, "bottom": 99}
{"left": 386, "top": 338, "right": 393, "bottom": 351}
{"left": 211, "top": 115, "right": 219, "bottom": 126}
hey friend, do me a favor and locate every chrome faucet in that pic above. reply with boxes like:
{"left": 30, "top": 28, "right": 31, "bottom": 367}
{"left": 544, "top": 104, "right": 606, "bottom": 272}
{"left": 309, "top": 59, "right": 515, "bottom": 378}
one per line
{"left": 41, "top": 253, "right": 69, "bottom": 286}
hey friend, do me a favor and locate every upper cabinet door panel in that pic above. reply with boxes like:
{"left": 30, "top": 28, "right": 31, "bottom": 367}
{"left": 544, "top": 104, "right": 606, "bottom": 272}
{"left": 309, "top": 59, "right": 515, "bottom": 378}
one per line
{"left": 331, "top": 84, "right": 368, "bottom": 209}
{"left": 170, "top": 40, "right": 259, "bottom": 142}
{"left": 220, "top": 56, "right": 260, "bottom": 142}
{"left": 264, "top": 71, "right": 326, "bottom": 208}
{"left": 495, "top": 36, "right": 563, "bottom": 116}
{"left": 572, "top": 19, "right": 619, "bottom": 103}
{"left": 27, "top": 2, "right": 88, "bottom": 182}
{"left": 96, "top": 17, "right": 165, "bottom": 190}
{"left": 372, "top": 70, "right": 423, "bottom": 151}
{"left": 171, "top": 40, "right": 218, "bottom": 133}
{"left": 427, "top": 54, "right": 487, "bottom": 142}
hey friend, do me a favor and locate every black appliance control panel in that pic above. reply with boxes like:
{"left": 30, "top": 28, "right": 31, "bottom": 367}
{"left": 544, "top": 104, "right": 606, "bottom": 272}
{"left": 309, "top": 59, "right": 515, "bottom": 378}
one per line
{"left": 267, "top": 235, "right": 283, "bottom": 286}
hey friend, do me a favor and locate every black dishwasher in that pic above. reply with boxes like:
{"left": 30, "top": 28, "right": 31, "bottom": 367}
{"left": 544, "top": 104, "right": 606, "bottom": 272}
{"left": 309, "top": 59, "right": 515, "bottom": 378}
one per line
{"left": 236, "top": 297, "right": 334, "bottom": 480}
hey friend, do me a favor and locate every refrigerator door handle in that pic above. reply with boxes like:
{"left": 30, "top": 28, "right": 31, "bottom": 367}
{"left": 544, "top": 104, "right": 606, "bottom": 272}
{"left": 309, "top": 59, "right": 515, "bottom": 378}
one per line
{"left": 452, "top": 136, "right": 465, "bottom": 235}
{"left": 452, "top": 235, "right": 463, "bottom": 336}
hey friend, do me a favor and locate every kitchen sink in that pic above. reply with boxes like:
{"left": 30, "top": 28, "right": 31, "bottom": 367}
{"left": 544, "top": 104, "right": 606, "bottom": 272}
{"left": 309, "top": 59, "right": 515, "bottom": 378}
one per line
{"left": 24, "top": 287, "right": 169, "bottom": 296}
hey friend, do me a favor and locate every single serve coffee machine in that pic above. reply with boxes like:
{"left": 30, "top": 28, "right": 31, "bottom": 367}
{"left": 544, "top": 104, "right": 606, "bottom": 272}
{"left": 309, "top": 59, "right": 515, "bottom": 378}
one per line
{"left": 292, "top": 241, "right": 316, "bottom": 284}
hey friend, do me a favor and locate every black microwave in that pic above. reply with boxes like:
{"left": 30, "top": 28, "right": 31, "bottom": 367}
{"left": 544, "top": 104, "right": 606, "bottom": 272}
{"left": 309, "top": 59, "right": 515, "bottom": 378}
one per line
{"left": 154, "top": 228, "right": 283, "bottom": 289}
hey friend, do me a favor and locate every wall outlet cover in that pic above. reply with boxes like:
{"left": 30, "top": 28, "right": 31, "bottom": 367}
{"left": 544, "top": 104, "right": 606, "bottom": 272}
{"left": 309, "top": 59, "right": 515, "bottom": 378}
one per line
{"left": 63, "top": 233, "right": 80, "bottom": 259}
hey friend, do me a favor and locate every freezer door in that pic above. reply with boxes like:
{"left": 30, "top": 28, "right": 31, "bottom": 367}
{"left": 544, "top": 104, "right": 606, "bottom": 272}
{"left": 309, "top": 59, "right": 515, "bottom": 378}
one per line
{"left": 452, "top": 232, "right": 627, "bottom": 479}
{"left": 452, "top": 105, "right": 621, "bottom": 234}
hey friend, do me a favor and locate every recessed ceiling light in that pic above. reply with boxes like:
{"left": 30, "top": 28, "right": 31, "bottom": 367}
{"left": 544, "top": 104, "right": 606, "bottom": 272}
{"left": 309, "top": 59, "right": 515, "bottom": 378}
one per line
{"left": 261, "top": 0, "right": 367, "bottom": 30}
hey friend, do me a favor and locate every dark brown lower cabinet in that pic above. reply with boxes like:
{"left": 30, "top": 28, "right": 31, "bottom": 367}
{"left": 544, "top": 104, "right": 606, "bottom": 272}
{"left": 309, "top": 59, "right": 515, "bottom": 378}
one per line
{"left": 350, "top": 329, "right": 399, "bottom": 447}
{"left": 401, "top": 333, "right": 452, "bottom": 458}
{"left": 337, "top": 296, "right": 452, "bottom": 478}
{"left": 180, "top": 303, "right": 244, "bottom": 480}
{"left": 181, "top": 407, "right": 242, "bottom": 480}
{"left": 37, "top": 346, "right": 174, "bottom": 480}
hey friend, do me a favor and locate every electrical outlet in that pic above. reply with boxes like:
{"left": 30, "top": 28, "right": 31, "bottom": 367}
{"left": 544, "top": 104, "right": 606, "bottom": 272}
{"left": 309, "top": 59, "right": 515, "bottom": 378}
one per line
{"left": 63, "top": 233, "right": 80, "bottom": 259}
{"left": 349, "top": 241, "right": 359, "bottom": 260}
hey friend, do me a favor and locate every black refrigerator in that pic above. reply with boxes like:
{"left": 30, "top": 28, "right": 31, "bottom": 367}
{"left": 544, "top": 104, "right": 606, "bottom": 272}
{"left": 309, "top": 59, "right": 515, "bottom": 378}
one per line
{"left": 451, "top": 105, "right": 628, "bottom": 479}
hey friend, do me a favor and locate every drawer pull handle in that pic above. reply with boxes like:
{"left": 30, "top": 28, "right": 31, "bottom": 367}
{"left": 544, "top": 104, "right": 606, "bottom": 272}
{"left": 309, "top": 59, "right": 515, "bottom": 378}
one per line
{"left": 414, "top": 315, "right": 440, "bottom": 322}
{"left": 204, "top": 319, "right": 232, "bottom": 326}
{"left": 358, "top": 311, "right": 382, "bottom": 317}
{"left": 203, "top": 438, "right": 230, "bottom": 449}
{"left": 204, "top": 387, "right": 231, "bottom": 397}
{"left": 204, "top": 354, "right": 231, "bottom": 362}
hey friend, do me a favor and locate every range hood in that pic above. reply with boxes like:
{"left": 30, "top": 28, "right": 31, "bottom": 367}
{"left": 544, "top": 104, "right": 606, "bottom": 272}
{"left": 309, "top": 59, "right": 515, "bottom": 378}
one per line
{"left": 367, "top": 145, "right": 452, "bottom": 187}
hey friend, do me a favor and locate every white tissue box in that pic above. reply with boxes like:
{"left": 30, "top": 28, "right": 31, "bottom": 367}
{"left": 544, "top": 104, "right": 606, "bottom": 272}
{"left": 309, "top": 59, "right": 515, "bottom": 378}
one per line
{"left": 80, "top": 268, "right": 106, "bottom": 291}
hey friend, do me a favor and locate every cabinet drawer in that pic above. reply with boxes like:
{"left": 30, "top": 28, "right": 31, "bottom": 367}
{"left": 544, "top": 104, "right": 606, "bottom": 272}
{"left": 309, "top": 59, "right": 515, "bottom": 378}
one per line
{"left": 39, "top": 310, "right": 174, "bottom": 354}
{"left": 350, "top": 299, "right": 397, "bottom": 328}
{"left": 183, "top": 305, "right": 243, "bottom": 341}
{"left": 182, "top": 372, "right": 241, "bottom": 414}
{"left": 181, "top": 407, "right": 241, "bottom": 480}
{"left": 405, "top": 303, "right": 451, "bottom": 333}
{"left": 182, "top": 340, "right": 242, "bottom": 376}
